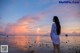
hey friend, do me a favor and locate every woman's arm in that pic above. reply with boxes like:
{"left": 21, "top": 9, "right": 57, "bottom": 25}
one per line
{"left": 50, "top": 24, "right": 54, "bottom": 38}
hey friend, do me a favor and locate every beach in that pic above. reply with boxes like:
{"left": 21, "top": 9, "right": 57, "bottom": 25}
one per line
{"left": 0, "top": 35, "right": 80, "bottom": 53}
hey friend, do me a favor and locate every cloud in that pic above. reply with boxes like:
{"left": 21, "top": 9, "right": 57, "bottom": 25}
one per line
{"left": 17, "top": 14, "right": 45, "bottom": 24}
{"left": 17, "top": 16, "right": 37, "bottom": 24}
{"left": 5, "top": 23, "right": 30, "bottom": 35}
{"left": 0, "top": 26, "right": 4, "bottom": 32}
{"left": 5, "top": 14, "right": 46, "bottom": 35}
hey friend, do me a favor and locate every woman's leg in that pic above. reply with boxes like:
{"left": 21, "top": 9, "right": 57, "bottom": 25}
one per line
{"left": 56, "top": 44, "right": 60, "bottom": 53}
{"left": 53, "top": 44, "right": 57, "bottom": 53}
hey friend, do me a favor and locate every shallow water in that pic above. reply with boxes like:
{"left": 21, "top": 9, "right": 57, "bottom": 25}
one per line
{"left": 0, "top": 35, "right": 80, "bottom": 53}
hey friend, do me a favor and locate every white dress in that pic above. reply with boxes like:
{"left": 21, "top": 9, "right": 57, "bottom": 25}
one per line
{"left": 50, "top": 22, "right": 60, "bottom": 44}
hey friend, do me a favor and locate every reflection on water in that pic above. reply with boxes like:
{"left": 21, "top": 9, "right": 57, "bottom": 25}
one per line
{"left": 7, "top": 35, "right": 41, "bottom": 51}
{"left": 12, "top": 36, "right": 28, "bottom": 50}
{"left": 60, "top": 36, "right": 80, "bottom": 46}
{"left": 0, "top": 35, "right": 80, "bottom": 53}
{"left": 36, "top": 35, "right": 40, "bottom": 45}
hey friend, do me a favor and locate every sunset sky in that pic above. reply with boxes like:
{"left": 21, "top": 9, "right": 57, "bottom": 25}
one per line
{"left": 0, "top": 0, "right": 80, "bottom": 35}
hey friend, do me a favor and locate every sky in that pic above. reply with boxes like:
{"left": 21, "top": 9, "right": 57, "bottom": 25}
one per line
{"left": 0, "top": 0, "right": 80, "bottom": 35}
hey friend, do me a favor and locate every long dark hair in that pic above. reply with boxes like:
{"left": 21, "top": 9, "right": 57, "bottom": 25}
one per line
{"left": 53, "top": 16, "right": 61, "bottom": 35}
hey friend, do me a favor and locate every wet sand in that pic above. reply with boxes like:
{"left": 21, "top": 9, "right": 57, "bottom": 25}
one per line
{"left": 0, "top": 35, "right": 80, "bottom": 53}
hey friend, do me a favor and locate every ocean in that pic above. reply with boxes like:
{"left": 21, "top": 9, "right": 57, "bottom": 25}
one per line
{"left": 0, "top": 35, "right": 80, "bottom": 53}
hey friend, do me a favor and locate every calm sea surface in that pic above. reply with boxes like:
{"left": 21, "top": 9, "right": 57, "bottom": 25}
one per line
{"left": 0, "top": 35, "right": 80, "bottom": 53}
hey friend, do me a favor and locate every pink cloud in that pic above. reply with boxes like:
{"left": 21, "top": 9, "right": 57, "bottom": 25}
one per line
{"left": 0, "top": 26, "right": 4, "bottom": 32}
{"left": 5, "top": 14, "right": 46, "bottom": 35}
{"left": 5, "top": 23, "right": 30, "bottom": 35}
{"left": 17, "top": 14, "right": 45, "bottom": 24}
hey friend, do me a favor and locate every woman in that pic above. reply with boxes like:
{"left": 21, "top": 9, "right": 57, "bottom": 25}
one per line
{"left": 50, "top": 16, "right": 61, "bottom": 53}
